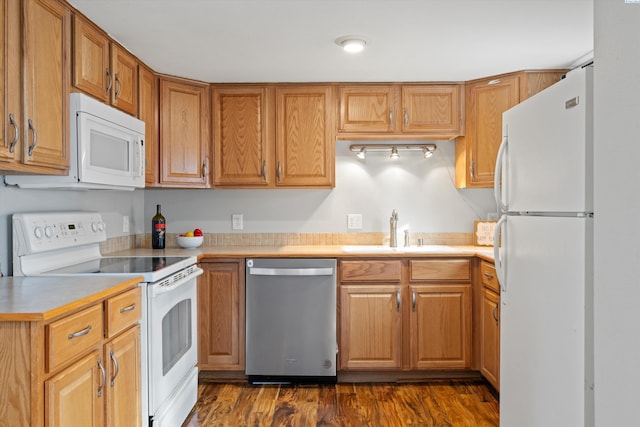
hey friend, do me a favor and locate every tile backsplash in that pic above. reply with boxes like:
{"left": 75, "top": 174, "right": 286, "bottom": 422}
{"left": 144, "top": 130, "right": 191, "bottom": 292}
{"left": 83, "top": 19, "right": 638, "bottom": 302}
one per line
{"left": 102, "top": 232, "right": 473, "bottom": 253}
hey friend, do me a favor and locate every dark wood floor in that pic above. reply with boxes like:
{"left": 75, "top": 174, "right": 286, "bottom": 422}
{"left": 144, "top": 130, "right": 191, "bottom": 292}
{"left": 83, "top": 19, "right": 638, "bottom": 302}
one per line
{"left": 182, "top": 380, "right": 499, "bottom": 426}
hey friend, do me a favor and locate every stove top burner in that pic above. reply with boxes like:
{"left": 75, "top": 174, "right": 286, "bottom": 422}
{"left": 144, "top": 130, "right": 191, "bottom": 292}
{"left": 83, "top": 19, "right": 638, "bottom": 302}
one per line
{"left": 45, "top": 256, "right": 189, "bottom": 275}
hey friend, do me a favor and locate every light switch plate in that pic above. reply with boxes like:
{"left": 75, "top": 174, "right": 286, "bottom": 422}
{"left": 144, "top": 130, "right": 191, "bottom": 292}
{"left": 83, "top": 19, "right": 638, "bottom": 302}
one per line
{"left": 122, "top": 216, "right": 130, "bottom": 233}
{"left": 232, "top": 213, "right": 243, "bottom": 230}
{"left": 347, "top": 214, "right": 363, "bottom": 230}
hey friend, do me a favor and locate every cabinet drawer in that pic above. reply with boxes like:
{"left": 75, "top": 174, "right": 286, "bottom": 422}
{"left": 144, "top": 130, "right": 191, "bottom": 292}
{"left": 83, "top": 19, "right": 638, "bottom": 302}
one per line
{"left": 47, "top": 304, "right": 103, "bottom": 372}
{"left": 105, "top": 286, "right": 141, "bottom": 338}
{"left": 480, "top": 261, "right": 499, "bottom": 293}
{"left": 409, "top": 259, "right": 471, "bottom": 281}
{"left": 340, "top": 260, "right": 402, "bottom": 282}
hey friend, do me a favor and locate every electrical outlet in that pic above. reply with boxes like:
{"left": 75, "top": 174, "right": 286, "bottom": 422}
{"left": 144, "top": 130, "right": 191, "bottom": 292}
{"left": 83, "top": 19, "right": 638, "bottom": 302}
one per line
{"left": 232, "top": 213, "right": 243, "bottom": 230}
{"left": 347, "top": 214, "right": 363, "bottom": 230}
{"left": 122, "top": 216, "right": 130, "bottom": 233}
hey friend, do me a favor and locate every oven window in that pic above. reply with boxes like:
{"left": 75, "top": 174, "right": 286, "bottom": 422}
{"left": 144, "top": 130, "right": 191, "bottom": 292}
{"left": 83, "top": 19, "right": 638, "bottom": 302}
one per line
{"left": 161, "top": 298, "right": 192, "bottom": 375}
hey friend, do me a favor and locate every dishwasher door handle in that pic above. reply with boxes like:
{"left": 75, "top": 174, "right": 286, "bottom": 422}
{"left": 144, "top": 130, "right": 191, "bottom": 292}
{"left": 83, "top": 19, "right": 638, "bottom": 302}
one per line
{"left": 249, "top": 267, "right": 334, "bottom": 276}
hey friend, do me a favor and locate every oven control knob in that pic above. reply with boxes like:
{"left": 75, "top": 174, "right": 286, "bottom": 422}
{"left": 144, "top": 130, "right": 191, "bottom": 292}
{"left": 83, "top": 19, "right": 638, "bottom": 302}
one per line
{"left": 98, "top": 222, "right": 105, "bottom": 232}
{"left": 34, "top": 226, "right": 44, "bottom": 239}
{"left": 91, "top": 222, "right": 98, "bottom": 232}
{"left": 44, "top": 226, "right": 54, "bottom": 238}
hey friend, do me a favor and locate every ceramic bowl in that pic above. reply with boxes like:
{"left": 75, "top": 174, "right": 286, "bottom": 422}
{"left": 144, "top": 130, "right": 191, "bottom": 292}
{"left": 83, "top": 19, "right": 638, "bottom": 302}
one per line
{"left": 176, "top": 235, "right": 204, "bottom": 248}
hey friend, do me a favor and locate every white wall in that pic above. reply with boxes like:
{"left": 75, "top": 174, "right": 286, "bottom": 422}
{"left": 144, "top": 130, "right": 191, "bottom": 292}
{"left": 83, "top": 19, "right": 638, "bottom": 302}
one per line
{"left": 144, "top": 141, "right": 495, "bottom": 236}
{"left": 593, "top": 1, "right": 640, "bottom": 425}
{"left": 0, "top": 184, "right": 144, "bottom": 276}
{"left": 0, "top": 141, "right": 494, "bottom": 276}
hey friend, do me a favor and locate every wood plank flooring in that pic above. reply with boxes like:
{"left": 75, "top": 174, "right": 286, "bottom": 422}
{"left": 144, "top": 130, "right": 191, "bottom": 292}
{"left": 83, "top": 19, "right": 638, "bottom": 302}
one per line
{"left": 183, "top": 381, "right": 499, "bottom": 426}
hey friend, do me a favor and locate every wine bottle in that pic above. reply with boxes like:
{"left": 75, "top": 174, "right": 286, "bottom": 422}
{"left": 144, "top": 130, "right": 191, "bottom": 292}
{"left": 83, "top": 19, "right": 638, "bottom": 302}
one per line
{"left": 152, "top": 204, "right": 166, "bottom": 249}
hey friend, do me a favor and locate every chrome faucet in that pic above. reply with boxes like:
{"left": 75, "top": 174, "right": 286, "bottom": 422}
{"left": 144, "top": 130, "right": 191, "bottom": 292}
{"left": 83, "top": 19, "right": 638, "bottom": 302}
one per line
{"left": 390, "top": 209, "right": 398, "bottom": 248}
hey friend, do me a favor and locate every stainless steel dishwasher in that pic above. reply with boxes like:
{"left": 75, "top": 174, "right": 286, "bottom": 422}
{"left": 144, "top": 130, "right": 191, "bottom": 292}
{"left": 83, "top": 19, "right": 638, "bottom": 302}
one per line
{"left": 245, "top": 258, "right": 337, "bottom": 384}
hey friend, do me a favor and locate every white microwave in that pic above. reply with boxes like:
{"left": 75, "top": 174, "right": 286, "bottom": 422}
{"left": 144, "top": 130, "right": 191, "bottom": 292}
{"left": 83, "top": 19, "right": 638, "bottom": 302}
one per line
{"left": 6, "top": 93, "right": 145, "bottom": 190}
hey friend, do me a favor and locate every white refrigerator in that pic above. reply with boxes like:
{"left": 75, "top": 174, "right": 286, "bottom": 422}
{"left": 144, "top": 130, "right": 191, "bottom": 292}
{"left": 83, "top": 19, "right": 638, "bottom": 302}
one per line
{"left": 494, "top": 65, "right": 594, "bottom": 427}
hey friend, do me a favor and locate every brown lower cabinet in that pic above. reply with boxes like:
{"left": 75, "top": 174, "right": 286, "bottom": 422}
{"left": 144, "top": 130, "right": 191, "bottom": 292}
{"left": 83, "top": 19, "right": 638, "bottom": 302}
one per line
{"left": 480, "top": 261, "right": 500, "bottom": 390}
{"left": 0, "top": 285, "right": 141, "bottom": 427}
{"left": 198, "top": 258, "right": 245, "bottom": 371}
{"left": 339, "top": 258, "right": 472, "bottom": 371}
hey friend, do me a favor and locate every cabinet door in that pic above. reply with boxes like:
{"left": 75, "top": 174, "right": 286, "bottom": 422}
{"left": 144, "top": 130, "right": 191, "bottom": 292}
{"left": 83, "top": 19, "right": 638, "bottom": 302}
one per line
{"left": 198, "top": 260, "right": 245, "bottom": 370}
{"left": 402, "top": 85, "right": 463, "bottom": 135}
{"left": 275, "top": 86, "right": 334, "bottom": 187}
{"left": 72, "top": 14, "right": 109, "bottom": 103}
{"left": 159, "top": 79, "right": 210, "bottom": 187}
{"left": 481, "top": 288, "right": 500, "bottom": 390}
{"left": 410, "top": 284, "right": 472, "bottom": 369}
{"left": 339, "top": 285, "right": 402, "bottom": 370}
{"left": 0, "top": 0, "right": 21, "bottom": 165}
{"left": 22, "top": 0, "right": 70, "bottom": 172}
{"left": 139, "top": 65, "right": 157, "bottom": 186}
{"left": 45, "top": 350, "right": 103, "bottom": 427}
{"left": 110, "top": 44, "right": 137, "bottom": 116}
{"left": 105, "top": 325, "right": 141, "bottom": 427}
{"left": 338, "top": 85, "right": 398, "bottom": 133}
{"left": 213, "top": 86, "right": 272, "bottom": 187}
{"left": 466, "top": 76, "right": 519, "bottom": 187}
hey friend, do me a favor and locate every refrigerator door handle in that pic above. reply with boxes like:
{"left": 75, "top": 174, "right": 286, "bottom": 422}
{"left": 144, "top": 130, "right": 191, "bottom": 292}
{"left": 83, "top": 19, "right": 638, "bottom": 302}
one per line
{"left": 494, "top": 215, "right": 507, "bottom": 292}
{"left": 494, "top": 135, "right": 508, "bottom": 214}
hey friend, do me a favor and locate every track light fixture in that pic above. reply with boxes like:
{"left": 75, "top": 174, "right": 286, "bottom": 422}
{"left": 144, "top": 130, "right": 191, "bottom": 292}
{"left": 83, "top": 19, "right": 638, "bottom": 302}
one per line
{"left": 349, "top": 143, "right": 437, "bottom": 160}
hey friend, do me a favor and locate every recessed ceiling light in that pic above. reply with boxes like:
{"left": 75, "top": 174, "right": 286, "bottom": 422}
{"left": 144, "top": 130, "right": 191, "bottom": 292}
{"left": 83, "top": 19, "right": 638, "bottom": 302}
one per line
{"left": 335, "top": 36, "right": 367, "bottom": 53}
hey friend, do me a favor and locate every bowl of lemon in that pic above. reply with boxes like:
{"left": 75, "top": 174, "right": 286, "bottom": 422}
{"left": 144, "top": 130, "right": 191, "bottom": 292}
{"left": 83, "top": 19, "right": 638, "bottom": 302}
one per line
{"left": 176, "top": 228, "right": 204, "bottom": 248}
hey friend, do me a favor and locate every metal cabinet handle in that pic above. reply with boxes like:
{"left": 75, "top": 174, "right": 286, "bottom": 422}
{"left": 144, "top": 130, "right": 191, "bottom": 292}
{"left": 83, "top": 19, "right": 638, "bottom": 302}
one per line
{"left": 119, "top": 303, "right": 136, "bottom": 313}
{"left": 404, "top": 108, "right": 408, "bottom": 127}
{"left": 106, "top": 68, "right": 112, "bottom": 95}
{"left": 389, "top": 107, "right": 393, "bottom": 129}
{"left": 8, "top": 113, "right": 18, "bottom": 153}
{"left": 261, "top": 160, "right": 267, "bottom": 181}
{"left": 97, "top": 358, "right": 106, "bottom": 397}
{"left": 67, "top": 324, "right": 92, "bottom": 340}
{"left": 202, "top": 158, "right": 209, "bottom": 178}
{"left": 110, "top": 350, "right": 119, "bottom": 386}
{"left": 412, "top": 290, "right": 417, "bottom": 312}
{"left": 276, "top": 161, "right": 282, "bottom": 182}
{"left": 396, "top": 290, "right": 401, "bottom": 312}
{"left": 27, "top": 119, "right": 37, "bottom": 156}
{"left": 114, "top": 73, "right": 122, "bottom": 99}
{"left": 469, "top": 159, "right": 476, "bottom": 181}
{"left": 483, "top": 272, "right": 495, "bottom": 279}
{"left": 493, "top": 302, "right": 499, "bottom": 325}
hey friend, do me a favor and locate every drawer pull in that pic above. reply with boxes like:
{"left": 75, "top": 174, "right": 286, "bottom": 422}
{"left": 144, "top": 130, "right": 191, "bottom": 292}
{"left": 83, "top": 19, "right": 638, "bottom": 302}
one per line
{"left": 110, "top": 350, "right": 119, "bottom": 386}
{"left": 483, "top": 272, "right": 495, "bottom": 279}
{"left": 493, "top": 303, "right": 499, "bottom": 325}
{"left": 67, "top": 325, "right": 92, "bottom": 340}
{"left": 97, "top": 358, "right": 106, "bottom": 397}
{"left": 120, "top": 303, "right": 136, "bottom": 313}
{"left": 412, "top": 290, "right": 417, "bottom": 312}
{"left": 396, "top": 290, "right": 401, "bottom": 312}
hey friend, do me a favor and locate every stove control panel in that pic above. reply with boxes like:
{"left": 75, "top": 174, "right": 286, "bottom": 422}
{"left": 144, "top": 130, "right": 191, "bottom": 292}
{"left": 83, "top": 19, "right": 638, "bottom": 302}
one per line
{"left": 13, "top": 212, "right": 107, "bottom": 256}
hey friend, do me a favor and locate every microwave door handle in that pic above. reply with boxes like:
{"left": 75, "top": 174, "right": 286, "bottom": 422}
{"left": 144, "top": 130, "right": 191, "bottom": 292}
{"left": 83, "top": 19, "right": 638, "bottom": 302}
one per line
{"left": 137, "top": 139, "right": 145, "bottom": 176}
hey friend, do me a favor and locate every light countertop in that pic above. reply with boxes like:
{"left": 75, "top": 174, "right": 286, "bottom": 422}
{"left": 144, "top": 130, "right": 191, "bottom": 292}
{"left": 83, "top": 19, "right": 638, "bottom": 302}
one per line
{"left": 0, "top": 275, "right": 142, "bottom": 322}
{"left": 111, "top": 245, "right": 496, "bottom": 262}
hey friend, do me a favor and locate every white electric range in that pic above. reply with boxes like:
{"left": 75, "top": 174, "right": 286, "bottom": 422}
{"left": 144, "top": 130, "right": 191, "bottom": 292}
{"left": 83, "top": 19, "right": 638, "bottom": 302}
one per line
{"left": 12, "top": 211, "right": 202, "bottom": 427}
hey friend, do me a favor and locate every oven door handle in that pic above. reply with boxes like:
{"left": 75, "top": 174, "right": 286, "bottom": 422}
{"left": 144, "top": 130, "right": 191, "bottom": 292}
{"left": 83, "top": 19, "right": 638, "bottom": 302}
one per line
{"left": 149, "top": 267, "right": 203, "bottom": 297}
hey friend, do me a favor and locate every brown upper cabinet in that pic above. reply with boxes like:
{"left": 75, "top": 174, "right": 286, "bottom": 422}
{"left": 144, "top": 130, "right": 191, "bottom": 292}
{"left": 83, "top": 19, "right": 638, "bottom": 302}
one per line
{"left": 212, "top": 86, "right": 273, "bottom": 187}
{"left": 212, "top": 84, "right": 335, "bottom": 189}
{"left": 1, "top": 0, "right": 71, "bottom": 175}
{"left": 455, "top": 70, "right": 566, "bottom": 188}
{"left": 138, "top": 65, "right": 158, "bottom": 186}
{"left": 159, "top": 77, "right": 210, "bottom": 188}
{"left": 337, "top": 84, "right": 464, "bottom": 139}
{"left": 72, "top": 14, "right": 138, "bottom": 116}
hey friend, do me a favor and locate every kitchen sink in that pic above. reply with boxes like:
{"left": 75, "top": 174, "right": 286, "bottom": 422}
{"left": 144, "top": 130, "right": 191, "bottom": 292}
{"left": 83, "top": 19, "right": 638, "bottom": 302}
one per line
{"left": 340, "top": 245, "right": 463, "bottom": 254}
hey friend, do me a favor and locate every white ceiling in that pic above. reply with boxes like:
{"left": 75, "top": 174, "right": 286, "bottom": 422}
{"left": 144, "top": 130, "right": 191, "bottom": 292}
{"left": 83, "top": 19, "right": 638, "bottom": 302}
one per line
{"left": 67, "top": 0, "right": 594, "bottom": 83}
